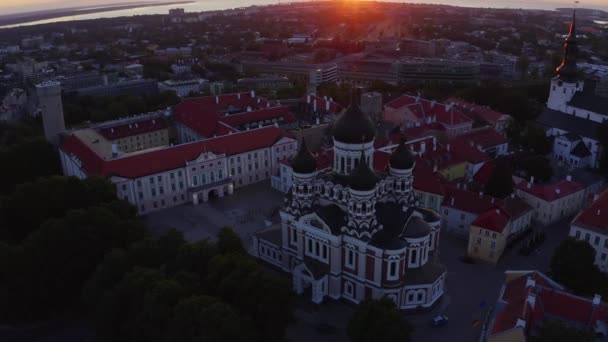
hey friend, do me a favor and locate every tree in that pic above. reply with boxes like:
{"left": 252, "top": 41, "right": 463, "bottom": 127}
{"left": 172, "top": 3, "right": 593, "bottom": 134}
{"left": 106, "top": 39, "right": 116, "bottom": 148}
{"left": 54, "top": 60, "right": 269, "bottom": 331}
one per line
{"left": 348, "top": 297, "right": 413, "bottom": 342}
{"left": 533, "top": 320, "right": 595, "bottom": 342}
{"left": 217, "top": 226, "right": 246, "bottom": 255}
{"left": 549, "top": 238, "right": 607, "bottom": 296}
{"left": 484, "top": 159, "right": 514, "bottom": 198}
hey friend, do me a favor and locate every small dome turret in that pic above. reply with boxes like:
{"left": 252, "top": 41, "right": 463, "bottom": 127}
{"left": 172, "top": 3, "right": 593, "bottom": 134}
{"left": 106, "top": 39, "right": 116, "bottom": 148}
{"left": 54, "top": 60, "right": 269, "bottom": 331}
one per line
{"left": 292, "top": 140, "right": 317, "bottom": 174}
{"left": 389, "top": 141, "right": 415, "bottom": 170}
{"left": 349, "top": 152, "right": 378, "bottom": 191}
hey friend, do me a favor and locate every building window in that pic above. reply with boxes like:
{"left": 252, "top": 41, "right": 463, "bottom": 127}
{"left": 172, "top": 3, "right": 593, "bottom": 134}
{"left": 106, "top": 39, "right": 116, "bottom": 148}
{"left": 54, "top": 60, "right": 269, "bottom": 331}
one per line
{"left": 151, "top": 188, "right": 156, "bottom": 196}
{"left": 388, "top": 260, "right": 398, "bottom": 279}
{"left": 291, "top": 228, "right": 297, "bottom": 244}
{"left": 150, "top": 177, "right": 154, "bottom": 184}
{"left": 346, "top": 249, "right": 355, "bottom": 268}
{"left": 602, "top": 253, "right": 607, "bottom": 261}
{"left": 575, "top": 230, "right": 581, "bottom": 239}
{"left": 193, "top": 175, "right": 198, "bottom": 186}
{"left": 345, "top": 282, "right": 354, "bottom": 297}
{"left": 411, "top": 250, "right": 417, "bottom": 264}
{"left": 490, "top": 241, "right": 496, "bottom": 249}
{"left": 595, "top": 236, "right": 601, "bottom": 246}
{"left": 585, "top": 233, "right": 590, "bottom": 242}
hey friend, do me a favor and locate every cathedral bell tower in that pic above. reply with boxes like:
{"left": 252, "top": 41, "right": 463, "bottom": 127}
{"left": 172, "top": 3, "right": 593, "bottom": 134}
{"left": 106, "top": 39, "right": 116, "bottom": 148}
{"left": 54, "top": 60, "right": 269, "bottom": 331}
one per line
{"left": 290, "top": 140, "right": 317, "bottom": 211}
{"left": 389, "top": 141, "right": 416, "bottom": 205}
{"left": 547, "top": 10, "right": 583, "bottom": 113}
{"left": 344, "top": 152, "right": 381, "bottom": 241}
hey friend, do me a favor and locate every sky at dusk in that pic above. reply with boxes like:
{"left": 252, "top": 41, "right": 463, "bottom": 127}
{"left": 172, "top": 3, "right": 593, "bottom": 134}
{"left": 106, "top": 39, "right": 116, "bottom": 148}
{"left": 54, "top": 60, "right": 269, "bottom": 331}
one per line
{"left": 0, "top": 0, "right": 607, "bottom": 15}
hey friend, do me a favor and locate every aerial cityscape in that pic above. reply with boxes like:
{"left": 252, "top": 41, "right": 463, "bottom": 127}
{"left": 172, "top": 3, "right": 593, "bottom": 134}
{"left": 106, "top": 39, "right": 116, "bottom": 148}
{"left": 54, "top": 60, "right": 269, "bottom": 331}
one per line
{"left": 0, "top": 1, "right": 607, "bottom": 341}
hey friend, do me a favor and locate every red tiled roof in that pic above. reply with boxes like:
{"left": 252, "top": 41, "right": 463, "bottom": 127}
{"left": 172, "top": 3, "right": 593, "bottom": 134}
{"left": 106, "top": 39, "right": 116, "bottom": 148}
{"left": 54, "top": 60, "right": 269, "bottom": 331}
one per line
{"left": 500, "top": 196, "right": 533, "bottom": 220}
{"left": 62, "top": 126, "right": 293, "bottom": 179}
{"left": 97, "top": 117, "right": 168, "bottom": 140}
{"left": 491, "top": 271, "right": 608, "bottom": 338}
{"left": 219, "top": 106, "right": 296, "bottom": 127}
{"left": 472, "top": 208, "right": 510, "bottom": 233}
{"left": 174, "top": 93, "right": 292, "bottom": 137}
{"left": 573, "top": 190, "right": 608, "bottom": 232}
{"left": 447, "top": 98, "right": 509, "bottom": 125}
{"left": 442, "top": 185, "right": 501, "bottom": 214}
{"left": 451, "top": 127, "right": 508, "bottom": 150}
{"left": 304, "top": 94, "right": 343, "bottom": 114}
{"left": 516, "top": 179, "right": 585, "bottom": 202}
{"left": 403, "top": 122, "right": 446, "bottom": 139}
{"left": 473, "top": 161, "right": 495, "bottom": 185}
{"left": 385, "top": 95, "right": 473, "bottom": 128}
{"left": 413, "top": 159, "right": 446, "bottom": 196}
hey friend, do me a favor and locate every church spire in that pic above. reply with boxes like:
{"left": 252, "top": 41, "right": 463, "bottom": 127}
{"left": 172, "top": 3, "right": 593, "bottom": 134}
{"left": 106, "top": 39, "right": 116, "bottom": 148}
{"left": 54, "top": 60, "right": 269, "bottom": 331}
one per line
{"left": 556, "top": 10, "right": 578, "bottom": 82}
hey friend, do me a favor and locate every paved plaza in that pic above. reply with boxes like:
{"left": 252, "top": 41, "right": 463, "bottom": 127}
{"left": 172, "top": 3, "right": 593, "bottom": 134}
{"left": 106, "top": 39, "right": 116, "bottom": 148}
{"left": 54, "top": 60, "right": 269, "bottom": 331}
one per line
{"left": 144, "top": 181, "right": 285, "bottom": 244}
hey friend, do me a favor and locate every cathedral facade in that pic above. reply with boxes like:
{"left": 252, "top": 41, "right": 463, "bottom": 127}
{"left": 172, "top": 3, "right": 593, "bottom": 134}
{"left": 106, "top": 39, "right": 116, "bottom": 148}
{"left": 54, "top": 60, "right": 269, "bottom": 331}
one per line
{"left": 253, "top": 101, "right": 446, "bottom": 310}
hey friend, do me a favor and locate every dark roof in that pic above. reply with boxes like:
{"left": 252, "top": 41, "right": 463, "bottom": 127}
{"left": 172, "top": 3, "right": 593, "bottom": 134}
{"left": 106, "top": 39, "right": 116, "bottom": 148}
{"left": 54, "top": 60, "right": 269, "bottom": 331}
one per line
{"left": 333, "top": 103, "right": 376, "bottom": 144}
{"left": 403, "top": 261, "right": 445, "bottom": 286}
{"left": 571, "top": 141, "right": 591, "bottom": 158}
{"left": 562, "top": 132, "right": 581, "bottom": 142}
{"left": 568, "top": 91, "right": 608, "bottom": 116}
{"left": 536, "top": 109, "right": 601, "bottom": 140}
{"left": 255, "top": 227, "right": 282, "bottom": 245}
{"left": 389, "top": 141, "right": 415, "bottom": 170}
{"left": 313, "top": 204, "right": 346, "bottom": 235}
{"left": 372, "top": 203, "right": 412, "bottom": 249}
{"left": 349, "top": 153, "right": 379, "bottom": 191}
{"left": 303, "top": 257, "right": 329, "bottom": 280}
{"left": 291, "top": 140, "right": 317, "bottom": 174}
{"left": 402, "top": 216, "right": 431, "bottom": 238}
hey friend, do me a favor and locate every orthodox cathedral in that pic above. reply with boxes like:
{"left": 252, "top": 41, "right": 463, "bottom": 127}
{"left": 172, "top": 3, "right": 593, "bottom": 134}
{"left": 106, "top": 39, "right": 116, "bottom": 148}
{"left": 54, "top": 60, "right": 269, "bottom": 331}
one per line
{"left": 253, "top": 99, "right": 446, "bottom": 310}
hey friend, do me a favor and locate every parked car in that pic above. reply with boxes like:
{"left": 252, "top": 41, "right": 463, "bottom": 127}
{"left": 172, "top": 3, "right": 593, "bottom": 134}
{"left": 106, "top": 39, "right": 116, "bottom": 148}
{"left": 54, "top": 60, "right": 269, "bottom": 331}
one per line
{"left": 431, "top": 315, "right": 449, "bottom": 327}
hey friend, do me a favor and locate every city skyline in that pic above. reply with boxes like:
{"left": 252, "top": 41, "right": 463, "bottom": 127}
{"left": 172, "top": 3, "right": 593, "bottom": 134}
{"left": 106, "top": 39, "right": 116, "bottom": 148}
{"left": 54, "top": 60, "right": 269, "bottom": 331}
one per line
{"left": 1, "top": 0, "right": 608, "bottom": 16}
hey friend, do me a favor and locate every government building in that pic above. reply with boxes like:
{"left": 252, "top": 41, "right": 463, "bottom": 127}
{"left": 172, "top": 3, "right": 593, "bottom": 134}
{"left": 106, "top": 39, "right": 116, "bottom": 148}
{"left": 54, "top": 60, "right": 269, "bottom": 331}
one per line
{"left": 253, "top": 100, "right": 446, "bottom": 309}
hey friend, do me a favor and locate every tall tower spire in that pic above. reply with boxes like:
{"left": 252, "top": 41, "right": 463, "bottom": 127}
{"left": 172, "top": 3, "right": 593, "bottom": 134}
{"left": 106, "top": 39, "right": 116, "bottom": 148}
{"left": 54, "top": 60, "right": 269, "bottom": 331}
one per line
{"left": 556, "top": 10, "right": 578, "bottom": 81}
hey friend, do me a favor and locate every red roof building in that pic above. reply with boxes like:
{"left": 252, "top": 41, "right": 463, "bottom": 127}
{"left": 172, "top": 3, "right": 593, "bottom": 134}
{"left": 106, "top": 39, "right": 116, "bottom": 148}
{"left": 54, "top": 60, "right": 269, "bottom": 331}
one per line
{"left": 570, "top": 189, "right": 608, "bottom": 272}
{"left": 488, "top": 271, "right": 608, "bottom": 342}
{"left": 447, "top": 98, "right": 511, "bottom": 133}
{"left": 97, "top": 117, "right": 168, "bottom": 140}
{"left": 384, "top": 94, "right": 473, "bottom": 137}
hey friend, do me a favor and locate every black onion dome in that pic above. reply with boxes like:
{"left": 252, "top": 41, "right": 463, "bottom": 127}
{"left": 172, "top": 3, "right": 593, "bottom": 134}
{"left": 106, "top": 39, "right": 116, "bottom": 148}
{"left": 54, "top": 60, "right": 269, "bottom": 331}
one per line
{"left": 333, "top": 102, "right": 376, "bottom": 144}
{"left": 291, "top": 140, "right": 317, "bottom": 174}
{"left": 402, "top": 217, "right": 430, "bottom": 239}
{"left": 389, "top": 141, "right": 415, "bottom": 170}
{"left": 349, "top": 153, "right": 378, "bottom": 191}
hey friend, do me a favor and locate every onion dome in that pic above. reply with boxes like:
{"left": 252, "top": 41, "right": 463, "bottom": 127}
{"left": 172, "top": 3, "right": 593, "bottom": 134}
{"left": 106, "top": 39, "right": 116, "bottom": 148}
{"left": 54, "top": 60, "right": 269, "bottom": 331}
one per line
{"left": 402, "top": 217, "right": 430, "bottom": 239}
{"left": 556, "top": 11, "right": 579, "bottom": 81}
{"left": 349, "top": 152, "right": 378, "bottom": 191}
{"left": 291, "top": 140, "right": 317, "bottom": 174}
{"left": 333, "top": 99, "right": 375, "bottom": 144}
{"left": 389, "top": 141, "right": 415, "bottom": 170}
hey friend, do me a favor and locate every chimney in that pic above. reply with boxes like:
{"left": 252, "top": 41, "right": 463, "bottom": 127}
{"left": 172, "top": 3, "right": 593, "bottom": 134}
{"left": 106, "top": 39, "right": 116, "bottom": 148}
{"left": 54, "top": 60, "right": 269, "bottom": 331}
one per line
{"left": 491, "top": 197, "right": 495, "bottom": 204}
{"left": 525, "top": 276, "right": 536, "bottom": 288}
{"left": 257, "top": 98, "right": 261, "bottom": 104}
{"left": 433, "top": 165, "right": 438, "bottom": 173}
{"left": 316, "top": 117, "right": 320, "bottom": 125}
{"left": 594, "top": 193, "right": 600, "bottom": 201}
{"left": 266, "top": 102, "right": 270, "bottom": 108}
{"left": 451, "top": 197, "right": 455, "bottom": 206}
{"left": 215, "top": 96, "right": 219, "bottom": 104}
{"left": 247, "top": 106, "right": 252, "bottom": 112}
{"left": 593, "top": 294, "right": 602, "bottom": 306}
{"left": 495, "top": 208, "right": 499, "bottom": 214}
{"left": 598, "top": 209, "right": 601, "bottom": 216}
{"left": 111, "top": 144, "right": 118, "bottom": 158}
{"left": 251, "top": 90, "right": 255, "bottom": 98}
{"left": 566, "top": 174, "right": 572, "bottom": 182}
{"left": 527, "top": 293, "right": 536, "bottom": 309}
{"left": 420, "top": 141, "right": 426, "bottom": 154}
{"left": 313, "top": 99, "right": 317, "bottom": 112}
{"left": 515, "top": 319, "right": 526, "bottom": 329}
{"left": 431, "top": 100, "right": 436, "bottom": 108}
{"left": 556, "top": 188, "right": 561, "bottom": 194}
{"left": 274, "top": 122, "right": 278, "bottom": 128}
{"left": 237, "top": 93, "right": 241, "bottom": 100}
{"left": 511, "top": 193, "right": 515, "bottom": 199}
{"left": 479, "top": 191, "right": 483, "bottom": 198}
{"left": 447, "top": 143, "right": 451, "bottom": 152}
{"left": 326, "top": 100, "right": 330, "bottom": 112}
{"left": 527, "top": 182, "right": 532, "bottom": 189}
{"left": 307, "top": 94, "right": 311, "bottom": 104}
{"left": 530, "top": 176, "right": 535, "bottom": 184}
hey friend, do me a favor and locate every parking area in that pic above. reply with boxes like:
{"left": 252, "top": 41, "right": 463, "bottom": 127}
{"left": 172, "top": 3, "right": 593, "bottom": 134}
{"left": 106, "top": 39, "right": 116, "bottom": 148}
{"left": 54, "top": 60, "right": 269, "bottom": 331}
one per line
{"left": 144, "top": 181, "right": 285, "bottom": 244}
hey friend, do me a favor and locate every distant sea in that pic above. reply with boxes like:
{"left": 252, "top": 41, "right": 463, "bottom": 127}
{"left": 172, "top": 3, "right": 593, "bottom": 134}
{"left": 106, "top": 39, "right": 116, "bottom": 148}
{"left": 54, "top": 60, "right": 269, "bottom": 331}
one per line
{"left": 2, "top": 0, "right": 608, "bottom": 29}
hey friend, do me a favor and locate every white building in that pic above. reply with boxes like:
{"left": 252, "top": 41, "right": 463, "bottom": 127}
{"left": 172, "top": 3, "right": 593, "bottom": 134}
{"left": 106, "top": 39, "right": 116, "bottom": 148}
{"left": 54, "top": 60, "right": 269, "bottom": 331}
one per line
{"left": 569, "top": 190, "right": 608, "bottom": 272}
{"left": 540, "top": 12, "right": 607, "bottom": 169}
{"left": 516, "top": 176, "right": 586, "bottom": 226}
{"left": 60, "top": 126, "right": 297, "bottom": 215}
{"left": 159, "top": 79, "right": 208, "bottom": 97}
{"left": 254, "top": 101, "right": 446, "bottom": 309}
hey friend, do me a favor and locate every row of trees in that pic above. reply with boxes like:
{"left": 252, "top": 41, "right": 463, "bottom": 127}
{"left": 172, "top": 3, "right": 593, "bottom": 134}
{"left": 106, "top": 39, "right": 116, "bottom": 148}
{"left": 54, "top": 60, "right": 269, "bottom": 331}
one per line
{"left": 0, "top": 175, "right": 296, "bottom": 342}
{"left": 63, "top": 91, "right": 180, "bottom": 126}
